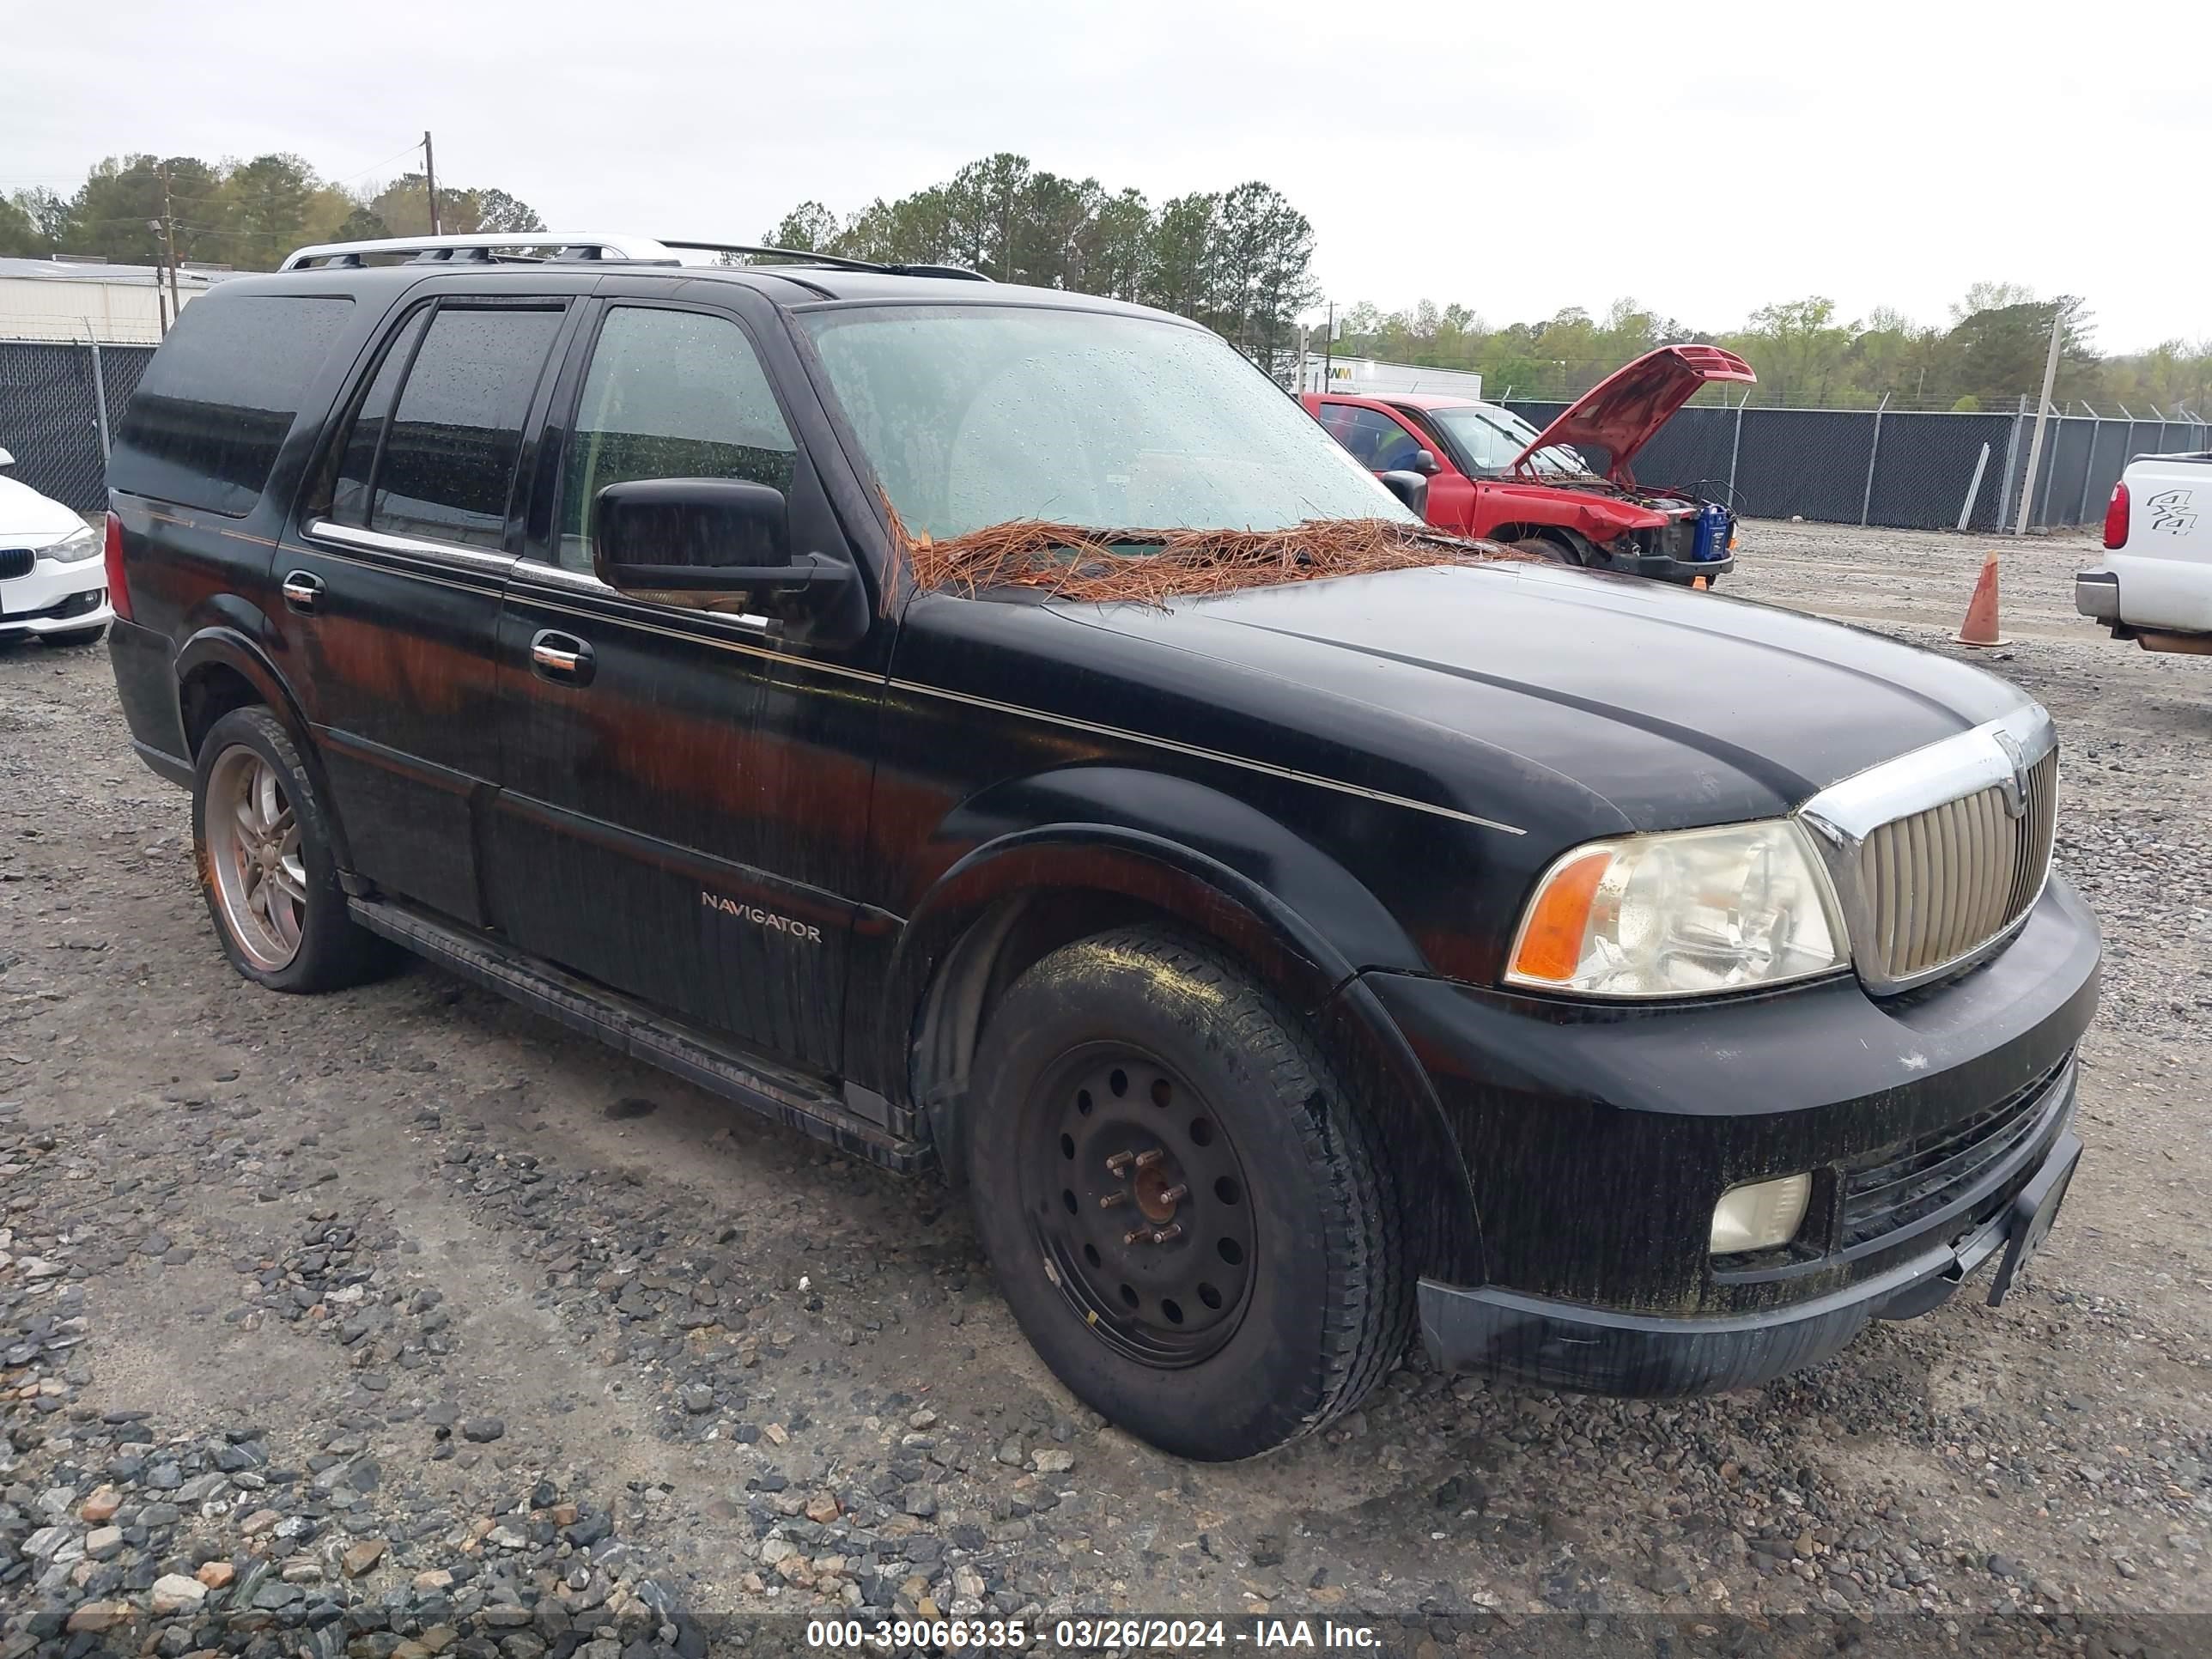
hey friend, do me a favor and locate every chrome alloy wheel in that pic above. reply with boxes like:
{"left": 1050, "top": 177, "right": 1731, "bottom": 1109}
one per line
{"left": 204, "top": 745, "right": 307, "bottom": 971}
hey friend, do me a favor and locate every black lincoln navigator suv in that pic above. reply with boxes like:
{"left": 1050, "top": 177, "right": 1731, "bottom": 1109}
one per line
{"left": 100, "top": 233, "right": 2098, "bottom": 1461}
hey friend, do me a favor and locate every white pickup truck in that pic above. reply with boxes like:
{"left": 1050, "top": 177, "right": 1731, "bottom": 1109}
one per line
{"left": 2076, "top": 452, "right": 2212, "bottom": 654}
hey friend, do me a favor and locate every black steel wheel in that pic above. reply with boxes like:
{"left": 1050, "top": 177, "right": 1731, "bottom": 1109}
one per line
{"left": 1021, "top": 1044, "right": 1255, "bottom": 1367}
{"left": 966, "top": 925, "right": 1410, "bottom": 1461}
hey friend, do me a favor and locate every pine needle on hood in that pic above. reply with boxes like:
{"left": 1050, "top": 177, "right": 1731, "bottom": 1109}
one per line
{"left": 882, "top": 505, "right": 1539, "bottom": 611}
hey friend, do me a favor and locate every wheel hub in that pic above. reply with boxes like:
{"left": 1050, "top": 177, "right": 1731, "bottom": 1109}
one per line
{"left": 1023, "top": 1048, "right": 1256, "bottom": 1367}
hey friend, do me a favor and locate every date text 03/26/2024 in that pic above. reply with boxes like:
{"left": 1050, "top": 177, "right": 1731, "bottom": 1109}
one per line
{"left": 803, "top": 1617, "right": 1389, "bottom": 1650}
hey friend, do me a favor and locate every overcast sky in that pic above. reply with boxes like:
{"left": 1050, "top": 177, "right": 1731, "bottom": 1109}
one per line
{"left": 7, "top": 0, "right": 2208, "bottom": 351}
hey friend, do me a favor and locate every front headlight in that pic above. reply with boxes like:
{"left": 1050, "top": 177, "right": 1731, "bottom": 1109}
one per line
{"left": 43, "top": 524, "right": 100, "bottom": 563}
{"left": 1505, "top": 819, "right": 1847, "bottom": 997}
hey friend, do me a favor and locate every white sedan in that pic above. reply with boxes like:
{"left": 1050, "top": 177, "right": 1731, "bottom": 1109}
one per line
{"left": 0, "top": 446, "right": 112, "bottom": 647}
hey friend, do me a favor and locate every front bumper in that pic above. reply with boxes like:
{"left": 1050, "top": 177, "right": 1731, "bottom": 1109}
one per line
{"left": 1365, "top": 872, "right": 2100, "bottom": 1395}
{"left": 1602, "top": 547, "right": 1734, "bottom": 585}
{"left": 1419, "top": 1116, "right": 2081, "bottom": 1395}
{"left": 0, "top": 551, "right": 111, "bottom": 640}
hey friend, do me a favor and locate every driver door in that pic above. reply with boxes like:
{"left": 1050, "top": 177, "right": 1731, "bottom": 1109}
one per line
{"left": 486, "top": 297, "right": 883, "bottom": 1073}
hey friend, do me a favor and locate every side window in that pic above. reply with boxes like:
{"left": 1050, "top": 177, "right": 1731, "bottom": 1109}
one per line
{"left": 327, "top": 307, "right": 431, "bottom": 527}
{"left": 368, "top": 306, "right": 564, "bottom": 550}
{"left": 555, "top": 307, "right": 796, "bottom": 572}
{"left": 109, "top": 295, "right": 355, "bottom": 517}
{"left": 1325, "top": 405, "right": 1421, "bottom": 472}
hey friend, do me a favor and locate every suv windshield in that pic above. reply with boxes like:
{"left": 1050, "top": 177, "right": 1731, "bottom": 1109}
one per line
{"left": 1425, "top": 404, "right": 1590, "bottom": 479}
{"left": 800, "top": 304, "right": 1413, "bottom": 540}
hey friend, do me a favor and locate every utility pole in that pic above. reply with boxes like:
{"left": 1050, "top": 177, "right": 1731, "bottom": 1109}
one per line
{"left": 1322, "top": 302, "right": 1334, "bottom": 396}
{"left": 422, "top": 131, "right": 442, "bottom": 236}
{"left": 2011, "top": 302, "right": 2067, "bottom": 536}
{"left": 157, "top": 164, "right": 181, "bottom": 332}
{"left": 145, "top": 216, "right": 169, "bottom": 332}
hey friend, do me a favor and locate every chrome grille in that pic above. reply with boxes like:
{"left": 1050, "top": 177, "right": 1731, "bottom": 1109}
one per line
{"left": 1857, "top": 749, "right": 2057, "bottom": 981}
{"left": 1798, "top": 706, "right": 2061, "bottom": 995}
{"left": 0, "top": 548, "right": 36, "bottom": 580}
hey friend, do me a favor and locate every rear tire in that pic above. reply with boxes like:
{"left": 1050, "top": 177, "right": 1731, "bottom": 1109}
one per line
{"left": 192, "top": 706, "right": 398, "bottom": 993}
{"left": 965, "top": 925, "right": 1409, "bottom": 1460}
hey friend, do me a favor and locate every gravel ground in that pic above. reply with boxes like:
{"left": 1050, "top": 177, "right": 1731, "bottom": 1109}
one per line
{"left": 1, "top": 520, "right": 2209, "bottom": 1658}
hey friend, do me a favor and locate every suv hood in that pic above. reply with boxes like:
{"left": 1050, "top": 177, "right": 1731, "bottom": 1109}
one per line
{"left": 1512, "top": 344, "right": 1755, "bottom": 485}
{"left": 1059, "top": 562, "right": 2028, "bottom": 836}
{"left": 0, "top": 474, "right": 87, "bottom": 544}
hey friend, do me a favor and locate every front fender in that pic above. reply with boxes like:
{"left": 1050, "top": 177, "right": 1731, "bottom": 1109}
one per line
{"left": 890, "top": 766, "right": 1426, "bottom": 1012}
{"left": 878, "top": 771, "right": 1485, "bottom": 1280}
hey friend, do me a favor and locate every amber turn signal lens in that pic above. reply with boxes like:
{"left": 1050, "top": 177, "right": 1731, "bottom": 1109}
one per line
{"left": 1507, "top": 848, "right": 1612, "bottom": 983}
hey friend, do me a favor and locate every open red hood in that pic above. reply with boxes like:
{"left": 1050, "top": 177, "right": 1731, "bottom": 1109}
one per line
{"left": 1512, "top": 343, "right": 1756, "bottom": 485}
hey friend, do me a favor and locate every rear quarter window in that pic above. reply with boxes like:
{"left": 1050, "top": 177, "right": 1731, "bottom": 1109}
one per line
{"left": 109, "top": 294, "right": 356, "bottom": 517}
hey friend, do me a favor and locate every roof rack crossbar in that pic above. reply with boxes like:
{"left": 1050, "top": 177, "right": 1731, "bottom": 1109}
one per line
{"left": 279, "top": 233, "right": 679, "bottom": 271}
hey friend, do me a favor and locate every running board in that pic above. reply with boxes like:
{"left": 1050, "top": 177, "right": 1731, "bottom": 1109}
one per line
{"left": 348, "top": 896, "right": 929, "bottom": 1174}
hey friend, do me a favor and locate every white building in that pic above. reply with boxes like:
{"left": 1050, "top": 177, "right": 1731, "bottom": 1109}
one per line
{"left": 1295, "top": 354, "right": 1484, "bottom": 400}
{"left": 0, "top": 258, "right": 234, "bottom": 345}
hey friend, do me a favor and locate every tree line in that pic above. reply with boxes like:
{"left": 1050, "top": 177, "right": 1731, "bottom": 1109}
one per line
{"left": 763, "top": 154, "right": 1319, "bottom": 380}
{"left": 8, "top": 149, "right": 2201, "bottom": 415}
{"left": 0, "top": 154, "right": 543, "bottom": 276}
{"left": 1329, "top": 287, "right": 2210, "bottom": 416}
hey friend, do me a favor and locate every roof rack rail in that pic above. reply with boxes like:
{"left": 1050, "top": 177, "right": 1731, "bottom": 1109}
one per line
{"left": 276, "top": 233, "right": 992, "bottom": 283}
{"left": 279, "top": 233, "right": 678, "bottom": 271}
{"left": 659, "top": 241, "right": 991, "bottom": 282}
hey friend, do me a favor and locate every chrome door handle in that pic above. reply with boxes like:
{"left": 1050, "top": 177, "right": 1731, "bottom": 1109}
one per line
{"left": 280, "top": 571, "right": 324, "bottom": 612}
{"left": 529, "top": 629, "right": 594, "bottom": 686}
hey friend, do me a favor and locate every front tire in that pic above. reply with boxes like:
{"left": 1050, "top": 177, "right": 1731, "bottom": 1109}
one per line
{"left": 192, "top": 707, "right": 396, "bottom": 993}
{"left": 1514, "top": 535, "right": 1581, "bottom": 566}
{"left": 966, "top": 926, "right": 1409, "bottom": 1460}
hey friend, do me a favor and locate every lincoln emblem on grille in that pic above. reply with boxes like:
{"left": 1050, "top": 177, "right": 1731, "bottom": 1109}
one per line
{"left": 1991, "top": 729, "right": 2033, "bottom": 819}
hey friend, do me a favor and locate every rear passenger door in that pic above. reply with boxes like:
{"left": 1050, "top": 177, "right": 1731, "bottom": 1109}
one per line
{"left": 280, "top": 294, "right": 574, "bottom": 923}
{"left": 487, "top": 295, "right": 884, "bottom": 1073}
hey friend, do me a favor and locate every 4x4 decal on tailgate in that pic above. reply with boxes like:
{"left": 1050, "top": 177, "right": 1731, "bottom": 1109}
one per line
{"left": 2148, "top": 488, "right": 2197, "bottom": 535}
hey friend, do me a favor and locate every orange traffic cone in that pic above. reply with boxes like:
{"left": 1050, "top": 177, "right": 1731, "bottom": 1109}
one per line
{"left": 1692, "top": 574, "right": 1709, "bottom": 591}
{"left": 1953, "top": 550, "right": 2009, "bottom": 647}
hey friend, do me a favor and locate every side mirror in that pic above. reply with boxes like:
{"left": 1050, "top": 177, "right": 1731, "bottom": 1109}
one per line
{"left": 1409, "top": 447, "right": 1441, "bottom": 477}
{"left": 592, "top": 477, "right": 850, "bottom": 612}
{"left": 1377, "top": 470, "right": 1430, "bottom": 517}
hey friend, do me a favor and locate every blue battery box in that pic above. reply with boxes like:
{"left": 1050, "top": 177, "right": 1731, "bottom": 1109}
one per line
{"left": 1692, "top": 501, "right": 1731, "bottom": 562}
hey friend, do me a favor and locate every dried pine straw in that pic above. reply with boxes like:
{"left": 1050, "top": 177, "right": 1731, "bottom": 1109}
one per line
{"left": 883, "top": 502, "right": 1538, "bottom": 611}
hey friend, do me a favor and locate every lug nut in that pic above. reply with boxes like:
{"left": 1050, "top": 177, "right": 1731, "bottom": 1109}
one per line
{"left": 1098, "top": 1190, "right": 1127, "bottom": 1208}
{"left": 1151, "top": 1224, "right": 1183, "bottom": 1244}
{"left": 1105, "top": 1151, "right": 1134, "bottom": 1176}
{"left": 1158, "top": 1182, "right": 1188, "bottom": 1206}
{"left": 1133, "top": 1148, "right": 1164, "bottom": 1170}
{"left": 1123, "top": 1227, "right": 1150, "bottom": 1245}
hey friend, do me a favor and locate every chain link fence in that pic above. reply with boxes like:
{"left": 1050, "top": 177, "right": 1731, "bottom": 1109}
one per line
{"left": 0, "top": 337, "right": 158, "bottom": 514}
{"left": 1504, "top": 398, "right": 2209, "bottom": 533}
{"left": 3, "top": 330, "right": 2205, "bottom": 532}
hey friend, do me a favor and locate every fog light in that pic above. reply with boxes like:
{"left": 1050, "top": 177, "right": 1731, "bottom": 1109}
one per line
{"left": 1710, "top": 1174, "right": 1812, "bottom": 1255}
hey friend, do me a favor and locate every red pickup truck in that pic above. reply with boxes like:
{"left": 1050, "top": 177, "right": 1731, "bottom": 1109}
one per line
{"left": 1305, "top": 343, "right": 1756, "bottom": 586}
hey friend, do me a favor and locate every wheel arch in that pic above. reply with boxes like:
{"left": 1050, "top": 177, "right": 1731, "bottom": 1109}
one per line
{"left": 174, "top": 627, "right": 357, "bottom": 872}
{"left": 884, "top": 804, "right": 1485, "bottom": 1283}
